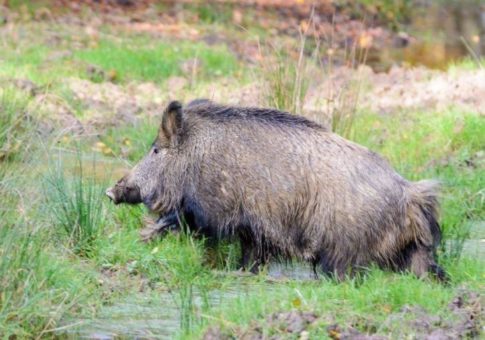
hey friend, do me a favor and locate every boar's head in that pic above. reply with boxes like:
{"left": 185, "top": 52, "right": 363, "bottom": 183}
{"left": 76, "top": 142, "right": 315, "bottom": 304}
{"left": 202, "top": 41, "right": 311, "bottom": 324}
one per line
{"left": 106, "top": 101, "right": 185, "bottom": 214}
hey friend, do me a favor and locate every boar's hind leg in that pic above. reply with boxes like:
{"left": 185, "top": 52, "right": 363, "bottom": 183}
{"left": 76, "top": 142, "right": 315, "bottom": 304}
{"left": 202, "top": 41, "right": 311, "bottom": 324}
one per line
{"left": 396, "top": 242, "right": 447, "bottom": 282}
{"left": 408, "top": 247, "right": 447, "bottom": 282}
{"left": 312, "top": 251, "right": 349, "bottom": 281}
{"left": 402, "top": 180, "right": 447, "bottom": 282}
{"left": 238, "top": 227, "right": 269, "bottom": 274}
{"left": 312, "top": 252, "right": 332, "bottom": 278}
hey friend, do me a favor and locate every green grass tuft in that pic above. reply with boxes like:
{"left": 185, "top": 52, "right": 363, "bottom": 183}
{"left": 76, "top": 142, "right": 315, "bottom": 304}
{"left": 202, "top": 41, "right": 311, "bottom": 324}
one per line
{"left": 43, "top": 153, "right": 107, "bottom": 258}
{"left": 259, "top": 41, "right": 310, "bottom": 115}
{"left": 0, "top": 87, "right": 35, "bottom": 162}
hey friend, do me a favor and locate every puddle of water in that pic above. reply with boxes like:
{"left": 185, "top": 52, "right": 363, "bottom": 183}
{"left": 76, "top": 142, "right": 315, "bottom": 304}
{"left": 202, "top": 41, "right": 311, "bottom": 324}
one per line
{"left": 58, "top": 264, "right": 314, "bottom": 339}
{"left": 61, "top": 291, "right": 204, "bottom": 339}
{"left": 461, "top": 221, "right": 485, "bottom": 258}
{"left": 267, "top": 261, "right": 316, "bottom": 281}
{"left": 66, "top": 292, "right": 188, "bottom": 339}
{"left": 62, "top": 293, "right": 177, "bottom": 339}
{"left": 461, "top": 238, "right": 485, "bottom": 258}
{"left": 370, "top": 1, "right": 484, "bottom": 70}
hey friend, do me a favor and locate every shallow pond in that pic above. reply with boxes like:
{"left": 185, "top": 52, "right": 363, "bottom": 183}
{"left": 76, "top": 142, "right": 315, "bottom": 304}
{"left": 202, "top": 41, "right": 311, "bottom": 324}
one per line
{"left": 370, "top": 1, "right": 484, "bottom": 70}
{"left": 461, "top": 221, "right": 485, "bottom": 258}
{"left": 59, "top": 263, "right": 313, "bottom": 339}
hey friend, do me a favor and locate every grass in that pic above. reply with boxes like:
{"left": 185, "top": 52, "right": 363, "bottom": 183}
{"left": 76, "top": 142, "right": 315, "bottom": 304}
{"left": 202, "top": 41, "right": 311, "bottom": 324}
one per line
{"left": 95, "top": 212, "right": 220, "bottom": 335}
{"left": 0, "top": 87, "right": 34, "bottom": 162}
{"left": 448, "top": 56, "right": 484, "bottom": 73}
{"left": 256, "top": 20, "right": 367, "bottom": 138}
{"left": 5, "top": 0, "right": 51, "bottom": 12}
{"left": 0, "top": 162, "right": 101, "bottom": 338}
{"left": 99, "top": 118, "right": 158, "bottom": 162}
{"left": 193, "top": 259, "right": 484, "bottom": 338}
{"left": 43, "top": 152, "right": 108, "bottom": 258}
{"left": 74, "top": 38, "right": 239, "bottom": 83}
{"left": 1, "top": 27, "right": 239, "bottom": 90}
{"left": 0, "top": 224, "right": 100, "bottom": 338}
{"left": 259, "top": 41, "right": 310, "bottom": 116}
{"left": 183, "top": 2, "right": 234, "bottom": 25}
{"left": 257, "top": 16, "right": 335, "bottom": 118}
{"left": 339, "top": 0, "right": 413, "bottom": 28}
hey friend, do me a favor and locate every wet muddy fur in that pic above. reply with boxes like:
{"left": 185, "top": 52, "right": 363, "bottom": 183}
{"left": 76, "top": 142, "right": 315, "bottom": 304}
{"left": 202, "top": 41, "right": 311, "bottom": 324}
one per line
{"left": 107, "top": 100, "right": 447, "bottom": 282}
{"left": 153, "top": 207, "right": 447, "bottom": 282}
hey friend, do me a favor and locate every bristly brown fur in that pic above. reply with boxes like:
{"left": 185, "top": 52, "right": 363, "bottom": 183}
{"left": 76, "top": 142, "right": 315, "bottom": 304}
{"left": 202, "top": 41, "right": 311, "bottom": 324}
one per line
{"left": 187, "top": 101, "right": 325, "bottom": 131}
{"left": 109, "top": 99, "right": 446, "bottom": 281}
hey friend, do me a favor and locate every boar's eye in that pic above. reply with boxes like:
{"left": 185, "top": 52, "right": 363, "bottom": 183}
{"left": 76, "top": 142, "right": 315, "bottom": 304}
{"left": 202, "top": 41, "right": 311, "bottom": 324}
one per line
{"left": 153, "top": 147, "right": 159, "bottom": 155}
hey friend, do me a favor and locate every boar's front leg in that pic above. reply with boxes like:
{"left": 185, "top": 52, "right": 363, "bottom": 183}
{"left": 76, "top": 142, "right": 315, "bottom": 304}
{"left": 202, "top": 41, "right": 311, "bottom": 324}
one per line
{"left": 140, "top": 211, "right": 180, "bottom": 242}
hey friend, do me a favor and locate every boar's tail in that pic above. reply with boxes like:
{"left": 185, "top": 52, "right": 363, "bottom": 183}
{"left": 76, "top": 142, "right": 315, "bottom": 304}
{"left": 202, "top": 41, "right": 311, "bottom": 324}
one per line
{"left": 405, "top": 180, "right": 441, "bottom": 248}
{"left": 403, "top": 180, "right": 447, "bottom": 281}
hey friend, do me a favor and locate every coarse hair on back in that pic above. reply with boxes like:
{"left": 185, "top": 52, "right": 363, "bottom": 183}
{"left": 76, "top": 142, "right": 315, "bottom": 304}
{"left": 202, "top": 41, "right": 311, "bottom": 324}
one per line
{"left": 184, "top": 99, "right": 326, "bottom": 131}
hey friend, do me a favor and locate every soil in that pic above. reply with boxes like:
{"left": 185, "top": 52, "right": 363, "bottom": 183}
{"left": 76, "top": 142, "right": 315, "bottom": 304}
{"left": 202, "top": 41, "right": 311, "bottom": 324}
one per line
{"left": 7, "top": 62, "right": 484, "bottom": 137}
{"left": 203, "top": 290, "right": 483, "bottom": 339}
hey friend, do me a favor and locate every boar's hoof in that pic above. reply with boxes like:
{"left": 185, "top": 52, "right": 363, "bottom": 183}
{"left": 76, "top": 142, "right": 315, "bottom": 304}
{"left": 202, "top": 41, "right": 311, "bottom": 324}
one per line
{"left": 140, "top": 226, "right": 162, "bottom": 242}
{"left": 140, "top": 213, "right": 180, "bottom": 242}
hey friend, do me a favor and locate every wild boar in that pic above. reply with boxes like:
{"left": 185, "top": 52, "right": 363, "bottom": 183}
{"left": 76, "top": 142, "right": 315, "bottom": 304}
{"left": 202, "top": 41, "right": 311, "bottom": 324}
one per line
{"left": 106, "top": 100, "right": 446, "bottom": 281}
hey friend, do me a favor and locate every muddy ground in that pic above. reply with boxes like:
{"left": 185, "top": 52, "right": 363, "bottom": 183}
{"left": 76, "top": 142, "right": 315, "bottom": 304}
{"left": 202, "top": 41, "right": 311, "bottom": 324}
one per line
{"left": 203, "top": 290, "right": 483, "bottom": 340}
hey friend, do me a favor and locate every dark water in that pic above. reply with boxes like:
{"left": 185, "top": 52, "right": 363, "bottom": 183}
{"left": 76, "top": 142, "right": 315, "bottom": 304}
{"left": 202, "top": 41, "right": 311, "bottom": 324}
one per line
{"left": 369, "top": 1, "right": 485, "bottom": 70}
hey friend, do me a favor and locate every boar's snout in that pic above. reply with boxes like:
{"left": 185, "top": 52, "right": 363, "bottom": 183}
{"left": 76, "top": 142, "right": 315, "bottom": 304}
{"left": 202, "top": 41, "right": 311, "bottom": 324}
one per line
{"left": 106, "top": 176, "right": 142, "bottom": 205}
{"left": 105, "top": 187, "right": 117, "bottom": 202}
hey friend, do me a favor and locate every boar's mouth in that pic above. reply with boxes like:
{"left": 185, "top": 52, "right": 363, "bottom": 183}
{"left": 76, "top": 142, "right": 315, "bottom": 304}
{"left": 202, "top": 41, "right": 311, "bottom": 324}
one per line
{"left": 105, "top": 187, "right": 118, "bottom": 203}
{"left": 105, "top": 184, "right": 142, "bottom": 205}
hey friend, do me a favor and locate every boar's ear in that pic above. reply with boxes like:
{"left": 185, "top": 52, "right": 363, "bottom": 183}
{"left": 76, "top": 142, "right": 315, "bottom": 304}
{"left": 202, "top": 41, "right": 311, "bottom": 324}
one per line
{"left": 161, "top": 101, "right": 183, "bottom": 141}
